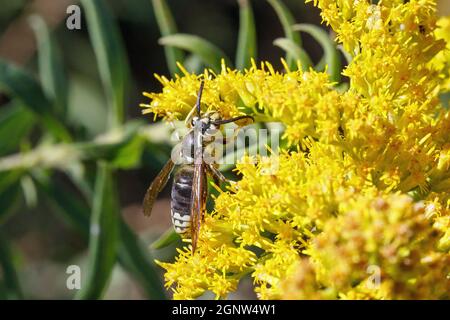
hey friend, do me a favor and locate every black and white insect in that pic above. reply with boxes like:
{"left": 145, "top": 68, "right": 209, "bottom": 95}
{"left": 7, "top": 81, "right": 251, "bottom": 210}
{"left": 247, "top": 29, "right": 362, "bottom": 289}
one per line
{"left": 142, "top": 80, "right": 253, "bottom": 253}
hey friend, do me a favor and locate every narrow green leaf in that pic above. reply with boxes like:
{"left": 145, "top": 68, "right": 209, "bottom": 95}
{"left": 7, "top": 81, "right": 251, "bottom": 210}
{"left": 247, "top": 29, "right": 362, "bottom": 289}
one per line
{"left": 36, "top": 170, "right": 166, "bottom": 299}
{"left": 81, "top": 0, "right": 129, "bottom": 128}
{"left": 35, "top": 174, "right": 90, "bottom": 238}
{"left": 0, "top": 144, "right": 79, "bottom": 174}
{"left": 151, "top": 227, "right": 180, "bottom": 249}
{"left": 183, "top": 54, "right": 204, "bottom": 74}
{"left": 0, "top": 122, "right": 147, "bottom": 174}
{"left": 110, "top": 135, "right": 145, "bottom": 169}
{"left": 20, "top": 175, "right": 37, "bottom": 209}
{"left": 0, "top": 171, "right": 23, "bottom": 194}
{"left": 159, "top": 34, "right": 231, "bottom": 72}
{"left": 76, "top": 120, "right": 145, "bottom": 165}
{"left": 29, "top": 15, "right": 68, "bottom": 118}
{"left": 267, "top": 0, "right": 301, "bottom": 66}
{"left": 151, "top": 0, "right": 184, "bottom": 75}
{"left": 0, "top": 183, "right": 21, "bottom": 224}
{"left": 118, "top": 222, "right": 167, "bottom": 299}
{"left": 0, "top": 102, "right": 35, "bottom": 155}
{"left": 440, "top": 91, "right": 450, "bottom": 109}
{"left": 0, "top": 59, "right": 71, "bottom": 141}
{"left": 0, "top": 231, "right": 23, "bottom": 299}
{"left": 0, "top": 60, "right": 49, "bottom": 115}
{"left": 293, "top": 24, "right": 342, "bottom": 83}
{"left": 315, "top": 56, "right": 326, "bottom": 71}
{"left": 336, "top": 82, "right": 349, "bottom": 93}
{"left": 236, "top": 0, "right": 257, "bottom": 70}
{"left": 273, "top": 38, "right": 312, "bottom": 71}
{"left": 338, "top": 45, "right": 353, "bottom": 66}
{"left": 76, "top": 162, "right": 119, "bottom": 300}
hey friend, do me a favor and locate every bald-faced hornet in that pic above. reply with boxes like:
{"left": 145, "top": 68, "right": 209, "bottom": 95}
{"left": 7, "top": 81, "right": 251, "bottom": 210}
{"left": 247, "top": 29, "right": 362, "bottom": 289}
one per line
{"left": 143, "top": 81, "right": 253, "bottom": 253}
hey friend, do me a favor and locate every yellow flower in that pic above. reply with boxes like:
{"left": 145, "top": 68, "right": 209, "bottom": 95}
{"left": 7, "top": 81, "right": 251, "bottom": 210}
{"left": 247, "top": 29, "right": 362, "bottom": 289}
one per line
{"left": 141, "top": 60, "right": 342, "bottom": 146}
{"left": 140, "top": 63, "right": 244, "bottom": 121}
{"left": 156, "top": 215, "right": 256, "bottom": 299}
{"left": 306, "top": 193, "right": 449, "bottom": 299}
{"left": 144, "top": 0, "right": 450, "bottom": 300}
{"left": 275, "top": 193, "right": 450, "bottom": 300}
{"left": 432, "top": 16, "right": 450, "bottom": 92}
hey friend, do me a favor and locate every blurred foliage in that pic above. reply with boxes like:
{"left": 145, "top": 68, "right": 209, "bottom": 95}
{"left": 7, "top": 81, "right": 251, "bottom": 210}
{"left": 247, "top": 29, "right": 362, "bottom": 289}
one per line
{"left": 0, "top": 0, "right": 337, "bottom": 299}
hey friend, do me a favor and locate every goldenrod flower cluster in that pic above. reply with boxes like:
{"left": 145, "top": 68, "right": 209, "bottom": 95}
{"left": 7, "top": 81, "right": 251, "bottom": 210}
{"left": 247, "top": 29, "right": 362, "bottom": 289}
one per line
{"left": 434, "top": 14, "right": 450, "bottom": 93}
{"left": 142, "top": 0, "right": 450, "bottom": 299}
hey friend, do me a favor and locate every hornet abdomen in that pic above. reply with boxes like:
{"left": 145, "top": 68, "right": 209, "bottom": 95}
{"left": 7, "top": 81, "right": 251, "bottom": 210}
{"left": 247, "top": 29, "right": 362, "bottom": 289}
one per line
{"left": 170, "top": 165, "right": 194, "bottom": 234}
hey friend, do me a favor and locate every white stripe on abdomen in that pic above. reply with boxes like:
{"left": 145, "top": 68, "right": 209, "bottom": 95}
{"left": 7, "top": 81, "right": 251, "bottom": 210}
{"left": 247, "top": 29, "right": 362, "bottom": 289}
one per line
{"left": 171, "top": 210, "right": 191, "bottom": 234}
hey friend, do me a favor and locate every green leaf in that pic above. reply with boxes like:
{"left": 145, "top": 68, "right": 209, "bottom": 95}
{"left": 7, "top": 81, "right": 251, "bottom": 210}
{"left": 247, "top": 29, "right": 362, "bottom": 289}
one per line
{"left": 0, "top": 231, "right": 23, "bottom": 299}
{"left": 151, "top": 227, "right": 180, "bottom": 249}
{"left": 159, "top": 34, "right": 231, "bottom": 72}
{"left": 36, "top": 168, "right": 166, "bottom": 299}
{"left": 183, "top": 54, "right": 204, "bottom": 74}
{"left": 118, "top": 222, "right": 167, "bottom": 299}
{"left": 76, "top": 162, "right": 119, "bottom": 299}
{"left": 151, "top": 0, "right": 184, "bottom": 75}
{"left": 315, "top": 56, "right": 326, "bottom": 71}
{"left": 236, "top": 0, "right": 257, "bottom": 70}
{"left": 337, "top": 45, "right": 352, "bottom": 66}
{"left": 336, "top": 82, "right": 349, "bottom": 93}
{"left": 29, "top": 15, "right": 68, "bottom": 118}
{"left": 0, "top": 122, "right": 149, "bottom": 174}
{"left": 20, "top": 175, "right": 37, "bottom": 209}
{"left": 81, "top": 0, "right": 129, "bottom": 128}
{"left": 267, "top": 0, "right": 302, "bottom": 66}
{"left": 440, "top": 91, "right": 450, "bottom": 109}
{"left": 0, "top": 183, "right": 21, "bottom": 225}
{"left": 35, "top": 174, "right": 90, "bottom": 238}
{"left": 110, "top": 135, "right": 145, "bottom": 169}
{"left": 0, "top": 59, "right": 71, "bottom": 142}
{"left": 0, "top": 60, "right": 48, "bottom": 115}
{"left": 76, "top": 120, "right": 145, "bottom": 166}
{"left": 273, "top": 38, "right": 312, "bottom": 71}
{"left": 0, "top": 171, "right": 23, "bottom": 194}
{"left": 38, "top": 171, "right": 166, "bottom": 299}
{"left": 293, "top": 24, "right": 342, "bottom": 83}
{"left": 0, "top": 144, "right": 79, "bottom": 174}
{"left": 0, "top": 102, "right": 35, "bottom": 155}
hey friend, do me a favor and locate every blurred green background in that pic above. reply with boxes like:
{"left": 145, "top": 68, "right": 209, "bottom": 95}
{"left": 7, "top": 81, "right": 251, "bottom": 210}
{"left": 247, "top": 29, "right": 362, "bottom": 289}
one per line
{"left": 0, "top": 0, "right": 445, "bottom": 300}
